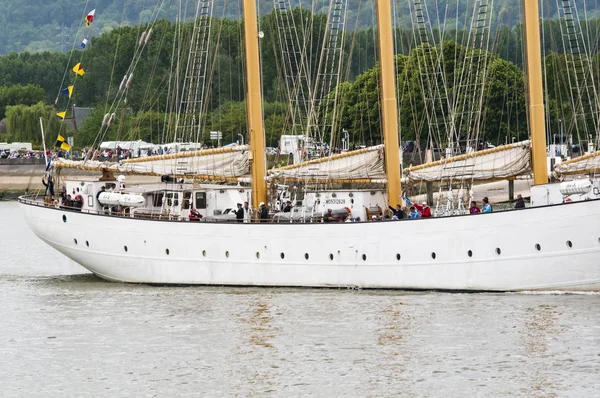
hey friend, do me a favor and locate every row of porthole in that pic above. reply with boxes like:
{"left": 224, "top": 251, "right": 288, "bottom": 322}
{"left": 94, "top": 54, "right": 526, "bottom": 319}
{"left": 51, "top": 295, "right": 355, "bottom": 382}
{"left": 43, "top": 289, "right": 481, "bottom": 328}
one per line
{"left": 73, "top": 239, "right": 90, "bottom": 247}
{"left": 71, "top": 238, "right": 576, "bottom": 258}
{"left": 464, "top": 241, "right": 575, "bottom": 258}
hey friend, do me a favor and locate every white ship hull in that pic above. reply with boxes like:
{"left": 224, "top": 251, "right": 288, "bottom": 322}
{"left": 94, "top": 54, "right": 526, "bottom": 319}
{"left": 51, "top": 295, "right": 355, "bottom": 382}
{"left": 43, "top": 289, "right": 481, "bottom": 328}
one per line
{"left": 20, "top": 197, "right": 600, "bottom": 291}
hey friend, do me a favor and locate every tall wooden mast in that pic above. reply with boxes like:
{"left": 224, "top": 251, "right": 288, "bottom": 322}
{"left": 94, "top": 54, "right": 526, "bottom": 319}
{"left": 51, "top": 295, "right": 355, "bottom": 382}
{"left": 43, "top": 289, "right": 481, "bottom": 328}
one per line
{"left": 376, "top": 0, "right": 402, "bottom": 203}
{"left": 523, "top": 0, "right": 549, "bottom": 185}
{"left": 243, "top": 0, "right": 267, "bottom": 207}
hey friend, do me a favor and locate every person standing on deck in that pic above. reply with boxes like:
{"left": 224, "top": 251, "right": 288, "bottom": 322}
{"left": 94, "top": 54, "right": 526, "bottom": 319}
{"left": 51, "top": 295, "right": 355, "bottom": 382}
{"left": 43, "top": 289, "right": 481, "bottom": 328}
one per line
{"left": 323, "top": 209, "right": 335, "bottom": 222}
{"left": 243, "top": 201, "right": 252, "bottom": 223}
{"left": 469, "top": 201, "right": 481, "bottom": 214}
{"left": 283, "top": 200, "right": 293, "bottom": 212}
{"left": 482, "top": 197, "right": 493, "bottom": 213}
{"left": 42, "top": 173, "right": 54, "bottom": 200}
{"left": 189, "top": 208, "right": 202, "bottom": 221}
{"left": 407, "top": 206, "right": 420, "bottom": 219}
{"left": 514, "top": 194, "right": 525, "bottom": 209}
{"left": 259, "top": 202, "right": 269, "bottom": 222}
{"left": 235, "top": 203, "right": 244, "bottom": 223}
{"left": 414, "top": 202, "right": 431, "bottom": 218}
{"left": 388, "top": 204, "right": 405, "bottom": 220}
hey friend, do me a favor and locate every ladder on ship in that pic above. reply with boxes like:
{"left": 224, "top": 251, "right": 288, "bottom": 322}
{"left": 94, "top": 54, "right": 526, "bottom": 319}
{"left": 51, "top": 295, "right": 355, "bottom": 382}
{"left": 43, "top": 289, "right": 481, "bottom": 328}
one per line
{"left": 557, "top": 0, "right": 600, "bottom": 143}
{"left": 455, "top": 0, "right": 494, "bottom": 153}
{"left": 273, "top": 0, "right": 312, "bottom": 136}
{"left": 175, "top": 0, "right": 214, "bottom": 144}
{"left": 307, "top": 0, "right": 348, "bottom": 154}
{"left": 409, "top": 0, "right": 450, "bottom": 152}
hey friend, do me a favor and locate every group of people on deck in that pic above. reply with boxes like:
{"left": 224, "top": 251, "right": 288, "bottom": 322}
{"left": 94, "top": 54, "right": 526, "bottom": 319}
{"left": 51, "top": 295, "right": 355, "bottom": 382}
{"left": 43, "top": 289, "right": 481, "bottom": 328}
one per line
{"left": 469, "top": 197, "right": 492, "bottom": 214}
{"left": 387, "top": 199, "right": 432, "bottom": 220}
{"left": 469, "top": 194, "right": 525, "bottom": 214}
{"left": 234, "top": 201, "right": 270, "bottom": 223}
{"left": 188, "top": 192, "right": 528, "bottom": 223}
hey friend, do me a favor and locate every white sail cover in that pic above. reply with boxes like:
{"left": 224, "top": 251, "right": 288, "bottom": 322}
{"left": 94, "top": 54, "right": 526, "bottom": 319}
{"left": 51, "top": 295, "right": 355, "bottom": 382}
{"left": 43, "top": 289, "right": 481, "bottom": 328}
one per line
{"left": 269, "top": 145, "right": 387, "bottom": 181}
{"left": 55, "top": 145, "right": 250, "bottom": 179}
{"left": 404, "top": 140, "right": 531, "bottom": 182}
{"left": 553, "top": 151, "right": 600, "bottom": 177}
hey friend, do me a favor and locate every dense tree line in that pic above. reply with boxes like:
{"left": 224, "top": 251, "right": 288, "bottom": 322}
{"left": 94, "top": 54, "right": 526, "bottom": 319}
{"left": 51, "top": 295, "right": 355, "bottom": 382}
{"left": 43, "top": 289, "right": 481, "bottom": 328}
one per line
{"left": 2, "top": 0, "right": 599, "bottom": 54}
{"left": 0, "top": 8, "right": 599, "bottom": 150}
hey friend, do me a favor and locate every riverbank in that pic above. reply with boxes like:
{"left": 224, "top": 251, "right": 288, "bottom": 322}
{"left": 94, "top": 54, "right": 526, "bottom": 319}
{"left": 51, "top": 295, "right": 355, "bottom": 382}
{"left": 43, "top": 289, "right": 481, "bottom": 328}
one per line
{"left": 0, "top": 164, "right": 160, "bottom": 194}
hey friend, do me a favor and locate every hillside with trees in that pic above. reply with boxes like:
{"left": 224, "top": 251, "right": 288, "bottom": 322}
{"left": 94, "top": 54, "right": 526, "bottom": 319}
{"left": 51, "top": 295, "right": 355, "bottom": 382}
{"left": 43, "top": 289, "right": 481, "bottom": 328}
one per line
{"left": 0, "top": 5, "right": 599, "bottom": 151}
{"left": 2, "top": 0, "right": 598, "bottom": 54}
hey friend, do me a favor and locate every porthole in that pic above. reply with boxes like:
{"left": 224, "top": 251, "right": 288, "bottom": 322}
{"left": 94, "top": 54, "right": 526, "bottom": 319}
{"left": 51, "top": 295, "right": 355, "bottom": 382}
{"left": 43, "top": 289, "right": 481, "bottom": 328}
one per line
{"left": 86, "top": 241, "right": 89, "bottom": 247}
{"left": 496, "top": 247, "right": 501, "bottom": 255}
{"left": 467, "top": 250, "right": 473, "bottom": 257}
{"left": 124, "top": 245, "right": 128, "bottom": 252}
{"left": 62, "top": 215, "right": 67, "bottom": 223}
{"left": 256, "top": 252, "right": 260, "bottom": 259}
{"left": 566, "top": 240, "right": 573, "bottom": 248}
{"left": 73, "top": 238, "right": 78, "bottom": 245}
{"left": 362, "top": 254, "right": 367, "bottom": 261}
{"left": 304, "top": 253, "right": 309, "bottom": 260}
{"left": 280, "top": 252, "right": 285, "bottom": 259}
{"left": 329, "top": 253, "right": 334, "bottom": 261}
{"left": 166, "top": 249, "right": 170, "bottom": 255}
{"left": 202, "top": 250, "right": 206, "bottom": 257}
{"left": 225, "top": 251, "right": 229, "bottom": 258}
{"left": 535, "top": 244, "right": 541, "bottom": 251}
{"left": 431, "top": 252, "right": 436, "bottom": 259}
{"left": 396, "top": 253, "right": 401, "bottom": 261}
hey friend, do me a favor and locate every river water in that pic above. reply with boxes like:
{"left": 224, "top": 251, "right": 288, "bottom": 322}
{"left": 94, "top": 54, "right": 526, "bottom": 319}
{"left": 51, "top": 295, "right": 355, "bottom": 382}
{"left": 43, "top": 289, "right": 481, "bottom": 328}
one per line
{"left": 0, "top": 201, "right": 599, "bottom": 397}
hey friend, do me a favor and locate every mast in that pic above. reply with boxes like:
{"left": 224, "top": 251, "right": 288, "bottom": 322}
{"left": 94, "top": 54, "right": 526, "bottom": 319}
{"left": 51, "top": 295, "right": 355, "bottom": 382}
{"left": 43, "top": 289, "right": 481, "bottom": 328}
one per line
{"left": 523, "top": 0, "right": 548, "bottom": 184}
{"left": 375, "top": 0, "right": 402, "bottom": 202}
{"left": 243, "top": 0, "right": 267, "bottom": 207}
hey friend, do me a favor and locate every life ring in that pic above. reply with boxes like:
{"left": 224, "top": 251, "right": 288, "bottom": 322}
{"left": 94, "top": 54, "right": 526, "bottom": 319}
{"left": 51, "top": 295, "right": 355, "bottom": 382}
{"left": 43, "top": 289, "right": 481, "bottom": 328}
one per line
{"left": 344, "top": 206, "right": 352, "bottom": 214}
{"left": 75, "top": 194, "right": 84, "bottom": 205}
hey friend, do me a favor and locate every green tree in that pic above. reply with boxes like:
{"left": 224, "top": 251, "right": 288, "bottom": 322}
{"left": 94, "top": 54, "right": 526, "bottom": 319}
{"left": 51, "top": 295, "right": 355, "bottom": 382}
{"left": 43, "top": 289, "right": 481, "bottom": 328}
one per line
{"left": 0, "top": 84, "right": 45, "bottom": 119}
{"left": 5, "top": 102, "right": 64, "bottom": 147}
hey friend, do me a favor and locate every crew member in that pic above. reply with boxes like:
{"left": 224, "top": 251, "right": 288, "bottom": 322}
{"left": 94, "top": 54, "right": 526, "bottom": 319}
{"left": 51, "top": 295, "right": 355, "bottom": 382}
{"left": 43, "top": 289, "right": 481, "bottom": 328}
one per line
{"left": 235, "top": 203, "right": 244, "bottom": 222}
{"left": 388, "top": 204, "right": 405, "bottom": 220}
{"left": 283, "top": 200, "right": 293, "bottom": 212}
{"left": 259, "top": 202, "right": 269, "bottom": 222}
{"left": 414, "top": 202, "right": 431, "bottom": 218}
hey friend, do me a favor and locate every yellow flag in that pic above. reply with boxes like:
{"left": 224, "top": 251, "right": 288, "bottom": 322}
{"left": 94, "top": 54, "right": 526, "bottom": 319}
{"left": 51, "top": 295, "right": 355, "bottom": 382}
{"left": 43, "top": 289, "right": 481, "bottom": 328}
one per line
{"left": 56, "top": 111, "right": 66, "bottom": 119}
{"left": 55, "top": 134, "right": 71, "bottom": 151}
{"left": 72, "top": 63, "right": 85, "bottom": 76}
{"left": 61, "top": 85, "right": 74, "bottom": 98}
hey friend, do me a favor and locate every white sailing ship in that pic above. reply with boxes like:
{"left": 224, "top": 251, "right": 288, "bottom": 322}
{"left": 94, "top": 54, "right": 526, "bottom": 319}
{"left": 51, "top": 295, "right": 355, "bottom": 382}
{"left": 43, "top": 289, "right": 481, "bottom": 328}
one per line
{"left": 20, "top": 0, "right": 600, "bottom": 291}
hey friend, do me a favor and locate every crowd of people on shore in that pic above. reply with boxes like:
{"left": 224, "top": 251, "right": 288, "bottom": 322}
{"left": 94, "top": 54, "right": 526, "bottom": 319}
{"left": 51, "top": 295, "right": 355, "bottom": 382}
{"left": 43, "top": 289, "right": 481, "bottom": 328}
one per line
{"left": 1, "top": 149, "right": 71, "bottom": 161}
{"left": 1, "top": 150, "right": 44, "bottom": 160}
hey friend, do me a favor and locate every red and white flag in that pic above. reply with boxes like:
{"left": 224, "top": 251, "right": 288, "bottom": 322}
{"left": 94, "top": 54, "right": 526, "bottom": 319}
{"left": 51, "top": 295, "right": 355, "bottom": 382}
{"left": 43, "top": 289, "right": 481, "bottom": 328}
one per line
{"left": 85, "top": 9, "right": 96, "bottom": 28}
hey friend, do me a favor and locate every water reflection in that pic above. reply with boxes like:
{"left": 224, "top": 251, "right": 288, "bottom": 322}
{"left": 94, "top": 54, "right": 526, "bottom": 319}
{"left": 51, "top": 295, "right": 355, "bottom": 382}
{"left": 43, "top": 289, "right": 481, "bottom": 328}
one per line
{"left": 233, "top": 294, "right": 280, "bottom": 395}
{"left": 519, "top": 303, "right": 565, "bottom": 396}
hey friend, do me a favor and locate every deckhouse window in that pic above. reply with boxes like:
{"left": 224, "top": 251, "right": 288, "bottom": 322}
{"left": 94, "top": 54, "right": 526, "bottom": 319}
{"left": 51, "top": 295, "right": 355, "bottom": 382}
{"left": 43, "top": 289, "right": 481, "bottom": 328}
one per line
{"left": 182, "top": 192, "right": 192, "bottom": 210}
{"left": 195, "top": 192, "right": 207, "bottom": 209}
{"left": 153, "top": 193, "right": 163, "bottom": 207}
{"left": 165, "top": 192, "right": 179, "bottom": 207}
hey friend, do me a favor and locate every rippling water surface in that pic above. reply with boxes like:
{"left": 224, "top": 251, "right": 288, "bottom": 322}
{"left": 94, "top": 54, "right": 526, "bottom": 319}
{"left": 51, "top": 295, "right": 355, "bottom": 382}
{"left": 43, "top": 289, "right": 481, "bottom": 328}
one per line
{"left": 1, "top": 202, "right": 599, "bottom": 397}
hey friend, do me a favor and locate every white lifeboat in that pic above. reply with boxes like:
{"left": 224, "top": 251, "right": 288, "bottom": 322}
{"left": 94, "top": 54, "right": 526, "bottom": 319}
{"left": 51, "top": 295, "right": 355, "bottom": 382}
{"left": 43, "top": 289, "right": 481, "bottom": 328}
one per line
{"left": 559, "top": 179, "right": 592, "bottom": 196}
{"left": 98, "top": 192, "right": 122, "bottom": 206}
{"left": 118, "top": 194, "right": 145, "bottom": 208}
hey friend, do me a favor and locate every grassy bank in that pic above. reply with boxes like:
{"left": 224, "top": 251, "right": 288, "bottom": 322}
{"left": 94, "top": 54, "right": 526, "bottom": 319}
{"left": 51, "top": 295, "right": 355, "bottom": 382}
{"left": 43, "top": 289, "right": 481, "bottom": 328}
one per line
{"left": 0, "top": 190, "right": 29, "bottom": 201}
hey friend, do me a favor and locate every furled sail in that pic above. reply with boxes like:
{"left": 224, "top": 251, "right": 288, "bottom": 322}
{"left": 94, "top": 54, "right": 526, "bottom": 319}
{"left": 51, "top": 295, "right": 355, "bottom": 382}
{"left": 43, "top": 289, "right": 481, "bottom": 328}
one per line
{"left": 54, "top": 145, "right": 250, "bottom": 181}
{"left": 404, "top": 140, "right": 531, "bottom": 183}
{"left": 553, "top": 151, "right": 600, "bottom": 177}
{"left": 269, "top": 145, "right": 387, "bottom": 183}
